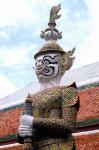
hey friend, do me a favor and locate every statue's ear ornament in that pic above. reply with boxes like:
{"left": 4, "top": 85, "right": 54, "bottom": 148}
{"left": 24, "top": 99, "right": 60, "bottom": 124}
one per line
{"left": 40, "top": 31, "right": 45, "bottom": 39}
{"left": 59, "top": 47, "right": 76, "bottom": 72}
{"left": 58, "top": 31, "right": 62, "bottom": 39}
{"left": 66, "top": 47, "right": 76, "bottom": 56}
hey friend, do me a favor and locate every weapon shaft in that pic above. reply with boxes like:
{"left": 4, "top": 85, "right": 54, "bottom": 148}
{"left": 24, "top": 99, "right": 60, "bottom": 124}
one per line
{"left": 23, "top": 94, "right": 33, "bottom": 150}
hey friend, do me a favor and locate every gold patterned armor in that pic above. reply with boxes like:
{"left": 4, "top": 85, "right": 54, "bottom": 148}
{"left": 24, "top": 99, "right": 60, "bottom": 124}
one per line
{"left": 18, "top": 83, "right": 79, "bottom": 150}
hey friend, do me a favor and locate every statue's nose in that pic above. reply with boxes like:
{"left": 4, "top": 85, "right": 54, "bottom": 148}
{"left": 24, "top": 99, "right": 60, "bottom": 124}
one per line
{"left": 36, "top": 63, "right": 43, "bottom": 70}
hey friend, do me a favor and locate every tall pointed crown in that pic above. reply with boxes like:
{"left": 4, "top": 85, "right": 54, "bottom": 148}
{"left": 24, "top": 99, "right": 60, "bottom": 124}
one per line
{"left": 34, "top": 4, "right": 66, "bottom": 59}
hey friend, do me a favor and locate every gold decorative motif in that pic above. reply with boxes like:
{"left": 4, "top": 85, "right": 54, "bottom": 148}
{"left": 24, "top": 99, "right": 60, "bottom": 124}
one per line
{"left": 59, "top": 47, "right": 75, "bottom": 73}
{"left": 62, "top": 87, "right": 78, "bottom": 107}
{"left": 38, "top": 42, "right": 64, "bottom": 53}
{"left": 49, "top": 4, "right": 61, "bottom": 25}
{"left": 34, "top": 109, "right": 40, "bottom": 117}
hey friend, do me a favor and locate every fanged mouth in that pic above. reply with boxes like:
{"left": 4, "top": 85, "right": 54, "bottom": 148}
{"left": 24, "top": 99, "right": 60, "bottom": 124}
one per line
{"left": 35, "top": 67, "right": 44, "bottom": 75}
{"left": 36, "top": 67, "right": 50, "bottom": 76}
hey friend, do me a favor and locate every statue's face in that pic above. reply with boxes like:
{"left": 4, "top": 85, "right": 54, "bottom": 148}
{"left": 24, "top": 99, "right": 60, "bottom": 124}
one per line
{"left": 35, "top": 53, "right": 60, "bottom": 81}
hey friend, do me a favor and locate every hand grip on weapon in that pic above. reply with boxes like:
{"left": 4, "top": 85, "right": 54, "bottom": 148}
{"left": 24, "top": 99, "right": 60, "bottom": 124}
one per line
{"left": 19, "top": 115, "right": 34, "bottom": 137}
{"left": 18, "top": 93, "right": 34, "bottom": 150}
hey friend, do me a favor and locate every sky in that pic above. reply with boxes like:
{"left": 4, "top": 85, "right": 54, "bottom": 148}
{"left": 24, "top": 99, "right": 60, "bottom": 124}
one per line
{"left": 0, "top": 0, "right": 99, "bottom": 98}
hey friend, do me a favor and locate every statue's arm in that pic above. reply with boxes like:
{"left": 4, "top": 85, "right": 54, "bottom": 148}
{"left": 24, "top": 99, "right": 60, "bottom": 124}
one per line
{"left": 33, "top": 108, "right": 78, "bottom": 133}
{"left": 33, "top": 87, "right": 79, "bottom": 133}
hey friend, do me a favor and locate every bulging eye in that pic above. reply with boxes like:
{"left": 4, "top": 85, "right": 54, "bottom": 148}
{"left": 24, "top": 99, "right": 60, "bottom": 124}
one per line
{"left": 35, "top": 62, "right": 37, "bottom": 66}
{"left": 44, "top": 60, "right": 50, "bottom": 65}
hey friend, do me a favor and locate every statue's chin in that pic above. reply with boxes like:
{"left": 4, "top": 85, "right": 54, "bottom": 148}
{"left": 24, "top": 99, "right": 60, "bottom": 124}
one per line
{"left": 37, "top": 74, "right": 51, "bottom": 82}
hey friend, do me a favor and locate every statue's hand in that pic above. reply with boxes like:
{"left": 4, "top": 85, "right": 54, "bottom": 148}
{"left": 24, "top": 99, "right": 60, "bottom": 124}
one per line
{"left": 19, "top": 115, "right": 34, "bottom": 137}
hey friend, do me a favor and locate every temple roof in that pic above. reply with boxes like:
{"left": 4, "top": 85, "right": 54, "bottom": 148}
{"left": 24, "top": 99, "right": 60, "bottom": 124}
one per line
{"left": 61, "top": 61, "right": 99, "bottom": 87}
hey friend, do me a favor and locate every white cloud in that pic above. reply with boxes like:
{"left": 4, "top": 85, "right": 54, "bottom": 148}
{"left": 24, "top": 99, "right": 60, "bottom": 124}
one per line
{"left": 71, "top": 0, "right": 99, "bottom": 69}
{"left": 0, "top": 0, "right": 64, "bottom": 28}
{"left": 0, "top": 43, "right": 37, "bottom": 67}
{"left": 0, "top": 75, "right": 16, "bottom": 98}
{"left": 84, "top": 0, "right": 99, "bottom": 38}
{"left": 0, "top": 0, "right": 41, "bottom": 27}
{"left": 0, "top": 47, "right": 29, "bottom": 67}
{"left": 3, "top": 48, "right": 29, "bottom": 67}
{"left": 37, "top": 0, "right": 61, "bottom": 6}
{"left": 79, "top": 0, "right": 99, "bottom": 64}
{"left": 0, "top": 31, "right": 10, "bottom": 39}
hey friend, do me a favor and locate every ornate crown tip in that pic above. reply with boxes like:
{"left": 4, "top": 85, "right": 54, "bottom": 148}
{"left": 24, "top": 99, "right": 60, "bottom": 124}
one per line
{"left": 40, "top": 4, "right": 62, "bottom": 42}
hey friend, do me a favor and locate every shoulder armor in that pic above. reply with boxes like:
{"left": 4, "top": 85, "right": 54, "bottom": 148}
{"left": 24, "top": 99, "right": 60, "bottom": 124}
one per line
{"left": 61, "top": 86, "right": 79, "bottom": 107}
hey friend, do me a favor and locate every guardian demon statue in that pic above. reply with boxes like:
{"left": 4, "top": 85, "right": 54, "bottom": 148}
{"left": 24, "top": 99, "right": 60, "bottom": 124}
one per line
{"left": 17, "top": 4, "right": 79, "bottom": 150}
